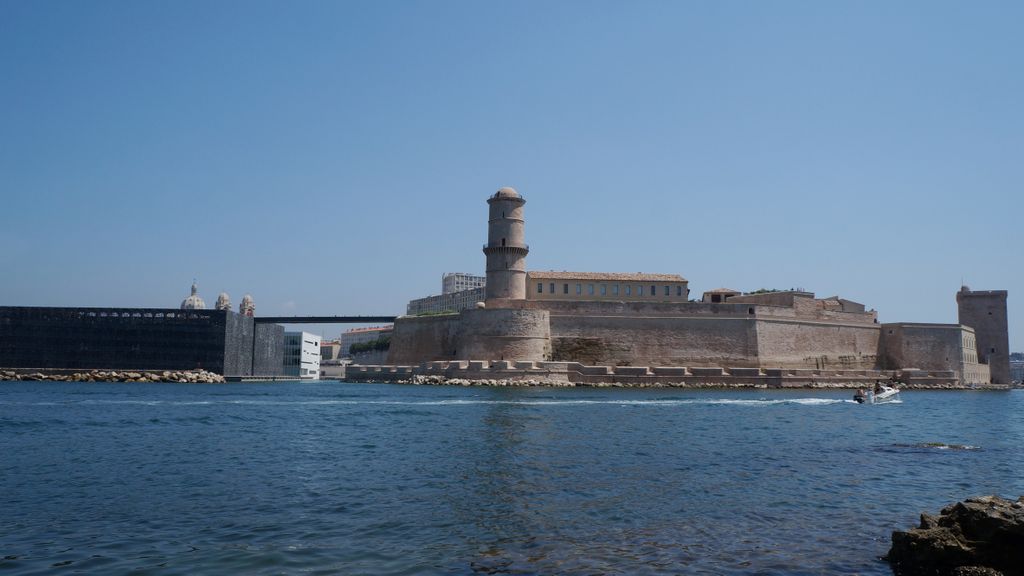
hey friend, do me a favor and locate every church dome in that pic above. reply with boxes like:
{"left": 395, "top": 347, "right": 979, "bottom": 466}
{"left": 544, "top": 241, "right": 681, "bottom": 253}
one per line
{"left": 493, "top": 187, "right": 520, "bottom": 199}
{"left": 181, "top": 282, "right": 206, "bottom": 310}
{"left": 215, "top": 292, "right": 231, "bottom": 311}
{"left": 239, "top": 294, "right": 255, "bottom": 316}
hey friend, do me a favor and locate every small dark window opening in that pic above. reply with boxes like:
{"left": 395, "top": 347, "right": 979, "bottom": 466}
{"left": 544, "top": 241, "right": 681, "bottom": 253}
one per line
{"left": 563, "top": 283, "right": 569, "bottom": 294}
{"left": 748, "top": 307, "right": 755, "bottom": 315}
{"left": 991, "top": 347, "right": 997, "bottom": 353}
{"left": 501, "top": 238, "right": 506, "bottom": 246}
{"left": 651, "top": 285, "right": 656, "bottom": 295}
{"left": 712, "top": 294, "right": 722, "bottom": 303}
{"left": 549, "top": 282, "right": 555, "bottom": 293}
{"left": 537, "top": 283, "right": 543, "bottom": 293}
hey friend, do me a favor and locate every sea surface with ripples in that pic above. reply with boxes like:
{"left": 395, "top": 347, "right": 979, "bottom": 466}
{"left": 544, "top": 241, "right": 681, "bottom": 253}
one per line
{"left": 2, "top": 382, "right": 1022, "bottom": 575}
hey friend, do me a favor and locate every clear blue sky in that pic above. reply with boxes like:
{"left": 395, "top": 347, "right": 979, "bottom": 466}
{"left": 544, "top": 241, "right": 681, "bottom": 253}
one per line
{"left": 1, "top": 1, "right": 1020, "bottom": 350}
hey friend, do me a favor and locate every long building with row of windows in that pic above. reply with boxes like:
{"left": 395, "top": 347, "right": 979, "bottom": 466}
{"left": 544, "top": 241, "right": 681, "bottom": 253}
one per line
{"left": 526, "top": 271, "right": 689, "bottom": 302}
{"left": 406, "top": 286, "right": 486, "bottom": 315}
{"left": 406, "top": 271, "right": 690, "bottom": 315}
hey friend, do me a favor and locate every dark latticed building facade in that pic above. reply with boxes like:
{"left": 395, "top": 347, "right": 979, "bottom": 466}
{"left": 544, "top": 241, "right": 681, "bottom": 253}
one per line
{"left": 0, "top": 307, "right": 283, "bottom": 376}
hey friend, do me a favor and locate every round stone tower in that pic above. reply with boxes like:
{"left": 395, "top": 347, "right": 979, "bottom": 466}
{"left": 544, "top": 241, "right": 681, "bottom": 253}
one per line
{"left": 483, "top": 187, "right": 528, "bottom": 300}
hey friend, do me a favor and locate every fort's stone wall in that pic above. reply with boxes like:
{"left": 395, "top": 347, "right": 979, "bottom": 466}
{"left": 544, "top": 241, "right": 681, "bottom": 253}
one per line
{"left": 489, "top": 299, "right": 880, "bottom": 369}
{"left": 387, "top": 294, "right": 998, "bottom": 383}
{"left": 501, "top": 299, "right": 757, "bottom": 366}
{"left": 388, "top": 308, "right": 551, "bottom": 364}
{"left": 753, "top": 319, "right": 880, "bottom": 370}
{"left": 456, "top": 308, "right": 551, "bottom": 361}
{"left": 387, "top": 314, "right": 461, "bottom": 364}
{"left": 879, "top": 323, "right": 991, "bottom": 386}
{"left": 550, "top": 315, "right": 758, "bottom": 367}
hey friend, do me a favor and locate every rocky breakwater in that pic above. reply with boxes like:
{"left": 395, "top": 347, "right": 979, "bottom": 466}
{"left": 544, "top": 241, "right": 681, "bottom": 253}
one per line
{"left": 887, "top": 495, "right": 1024, "bottom": 576}
{"left": 394, "top": 375, "right": 772, "bottom": 388}
{"left": 0, "top": 369, "right": 225, "bottom": 383}
{"left": 401, "top": 374, "right": 572, "bottom": 387}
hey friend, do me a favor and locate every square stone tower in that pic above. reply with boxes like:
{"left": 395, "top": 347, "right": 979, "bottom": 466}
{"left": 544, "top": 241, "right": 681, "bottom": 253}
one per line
{"left": 957, "top": 287, "right": 1010, "bottom": 384}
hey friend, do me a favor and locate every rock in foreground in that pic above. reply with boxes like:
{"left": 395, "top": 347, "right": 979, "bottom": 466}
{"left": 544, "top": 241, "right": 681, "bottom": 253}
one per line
{"left": 887, "top": 495, "right": 1024, "bottom": 576}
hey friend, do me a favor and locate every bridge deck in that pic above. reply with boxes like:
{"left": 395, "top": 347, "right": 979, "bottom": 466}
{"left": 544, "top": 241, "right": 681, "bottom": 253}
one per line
{"left": 253, "top": 316, "right": 397, "bottom": 324}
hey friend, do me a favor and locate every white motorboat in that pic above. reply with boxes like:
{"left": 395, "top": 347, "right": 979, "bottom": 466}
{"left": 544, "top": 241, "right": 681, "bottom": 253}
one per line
{"left": 854, "top": 384, "right": 901, "bottom": 404}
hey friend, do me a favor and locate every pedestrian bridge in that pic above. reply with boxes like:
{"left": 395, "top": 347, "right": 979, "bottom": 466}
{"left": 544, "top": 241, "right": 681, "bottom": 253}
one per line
{"left": 253, "top": 315, "right": 397, "bottom": 324}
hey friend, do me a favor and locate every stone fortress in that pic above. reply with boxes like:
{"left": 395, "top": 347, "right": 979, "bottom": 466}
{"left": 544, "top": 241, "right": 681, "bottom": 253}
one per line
{"left": 357, "top": 187, "right": 1011, "bottom": 388}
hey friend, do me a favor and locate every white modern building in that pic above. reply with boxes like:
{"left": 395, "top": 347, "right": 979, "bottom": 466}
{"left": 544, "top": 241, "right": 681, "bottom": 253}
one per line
{"left": 1011, "top": 358, "right": 1024, "bottom": 384}
{"left": 442, "top": 272, "right": 486, "bottom": 295}
{"left": 406, "top": 273, "right": 488, "bottom": 316}
{"left": 406, "top": 287, "right": 486, "bottom": 316}
{"left": 283, "top": 331, "right": 321, "bottom": 380}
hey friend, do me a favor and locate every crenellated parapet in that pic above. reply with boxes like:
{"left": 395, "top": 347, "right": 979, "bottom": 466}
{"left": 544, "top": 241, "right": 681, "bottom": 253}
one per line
{"left": 340, "top": 362, "right": 989, "bottom": 388}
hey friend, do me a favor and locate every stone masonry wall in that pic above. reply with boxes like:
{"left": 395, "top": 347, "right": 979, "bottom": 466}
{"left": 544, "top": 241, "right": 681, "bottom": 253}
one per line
{"left": 550, "top": 314, "right": 759, "bottom": 367}
{"left": 754, "top": 319, "right": 880, "bottom": 370}
{"left": 879, "top": 323, "right": 990, "bottom": 386}
{"left": 387, "top": 314, "right": 461, "bottom": 364}
{"left": 456, "top": 308, "right": 551, "bottom": 361}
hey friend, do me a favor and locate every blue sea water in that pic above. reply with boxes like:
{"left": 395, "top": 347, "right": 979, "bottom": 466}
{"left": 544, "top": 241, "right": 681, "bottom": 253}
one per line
{"left": 1, "top": 382, "right": 1022, "bottom": 575}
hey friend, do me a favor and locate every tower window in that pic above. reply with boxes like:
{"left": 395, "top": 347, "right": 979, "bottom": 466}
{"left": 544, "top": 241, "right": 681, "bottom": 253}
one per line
{"left": 576, "top": 283, "right": 582, "bottom": 295}
{"left": 600, "top": 284, "right": 607, "bottom": 296}
{"left": 613, "top": 285, "right": 619, "bottom": 296}
{"left": 563, "top": 283, "right": 569, "bottom": 294}
{"left": 588, "top": 284, "right": 595, "bottom": 295}
{"left": 537, "top": 283, "right": 543, "bottom": 293}
{"left": 501, "top": 238, "right": 506, "bottom": 247}
{"left": 677, "top": 286, "right": 682, "bottom": 296}
{"left": 626, "top": 285, "right": 632, "bottom": 296}
{"left": 651, "top": 285, "right": 656, "bottom": 296}
{"left": 664, "top": 286, "right": 670, "bottom": 296}
{"left": 549, "top": 282, "right": 555, "bottom": 293}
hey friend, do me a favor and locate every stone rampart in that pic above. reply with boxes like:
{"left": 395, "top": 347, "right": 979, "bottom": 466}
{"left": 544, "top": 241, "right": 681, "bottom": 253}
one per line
{"left": 387, "top": 314, "right": 460, "bottom": 364}
{"left": 754, "top": 318, "right": 880, "bottom": 370}
{"left": 388, "top": 308, "right": 550, "bottom": 364}
{"left": 341, "top": 362, "right": 989, "bottom": 389}
{"left": 487, "top": 299, "right": 879, "bottom": 369}
{"left": 549, "top": 314, "right": 759, "bottom": 367}
{"left": 456, "top": 307, "right": 551, "bottom": 361}
{"left": 880, "top": 323, "right": 991, "bottom": 386}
